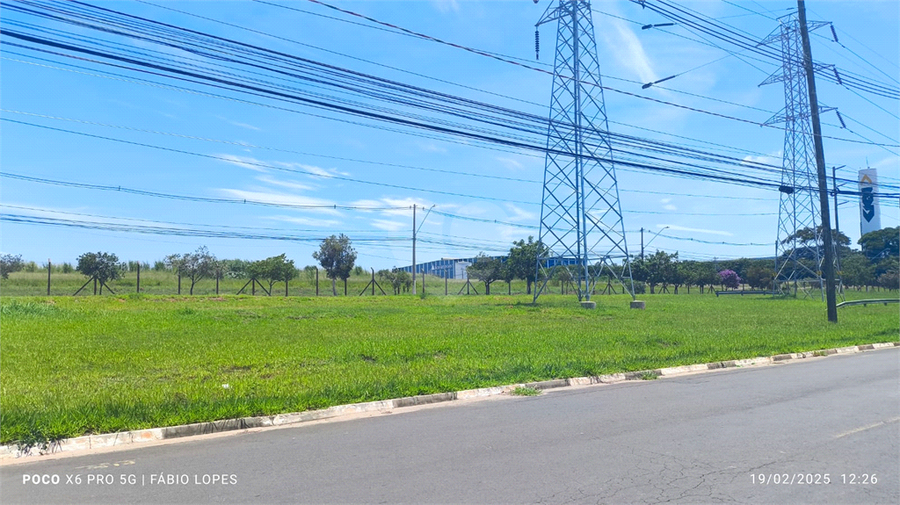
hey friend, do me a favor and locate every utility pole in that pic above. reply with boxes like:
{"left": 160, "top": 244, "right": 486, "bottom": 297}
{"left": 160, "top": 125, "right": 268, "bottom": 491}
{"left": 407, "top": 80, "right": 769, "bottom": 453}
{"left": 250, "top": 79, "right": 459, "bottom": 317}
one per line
{"left": 798, "top": 0, "right": 837, "bottom": 322}
{"left": 640, "top": 227, "right": 644, "bottom": 260}
{"left": 832, "top": 165, "right": 843, "bottom": 274}
{"left": 831, "top": 165, "right": 843, "bottom": 238}
{"left": 411, "top": 204, "right": 417, "bottom": 295}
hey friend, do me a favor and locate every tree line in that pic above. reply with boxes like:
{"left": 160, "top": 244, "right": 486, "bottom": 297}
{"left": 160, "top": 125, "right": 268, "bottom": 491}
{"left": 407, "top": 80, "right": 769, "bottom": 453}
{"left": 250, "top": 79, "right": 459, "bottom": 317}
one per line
{"left": 1, "top": 227, "right": 897, "bottom": 295}
{"left": 461, "top": 226, "right": 899, "bottom": 294}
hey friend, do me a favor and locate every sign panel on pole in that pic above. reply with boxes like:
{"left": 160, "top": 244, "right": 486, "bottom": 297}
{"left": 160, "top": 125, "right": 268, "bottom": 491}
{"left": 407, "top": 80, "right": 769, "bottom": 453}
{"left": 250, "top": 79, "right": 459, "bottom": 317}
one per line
{"left": 859, "top": 168, "right": 881, "bottom": 236}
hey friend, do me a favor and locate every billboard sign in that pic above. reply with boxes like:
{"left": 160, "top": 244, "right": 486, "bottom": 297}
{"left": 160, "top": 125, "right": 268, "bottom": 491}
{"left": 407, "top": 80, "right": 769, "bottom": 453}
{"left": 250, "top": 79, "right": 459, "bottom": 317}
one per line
{"left": 859, "top": 168, "right": 881, "bottom": 236}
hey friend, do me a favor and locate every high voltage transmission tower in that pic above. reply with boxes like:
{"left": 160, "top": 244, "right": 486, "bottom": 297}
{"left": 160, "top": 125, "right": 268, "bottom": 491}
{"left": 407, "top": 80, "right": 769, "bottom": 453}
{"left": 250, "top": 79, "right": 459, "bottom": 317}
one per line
{"left": 532, "top": 0, "right": 634, "bottom": 303}
{"left": 758, "top": 11, "right": 839, "bottom": 299}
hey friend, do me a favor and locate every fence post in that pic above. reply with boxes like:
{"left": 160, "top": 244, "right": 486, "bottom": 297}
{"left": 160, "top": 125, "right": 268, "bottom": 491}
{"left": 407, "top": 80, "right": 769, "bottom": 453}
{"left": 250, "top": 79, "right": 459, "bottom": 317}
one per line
{"left": 136, "top": 262, "right": 141, "bottom": 293}
{"left": 94, "top": 278, "right": 97, "bottom": 295}
{"left": 285, "top": 279, "right": 289, "bottom": 297}
{"left": 445, "top": 276, "right": 448, "bottom": 296}
{"left": 344, "top": 278, "right": 347, "bottom": 296}
{"left": 316, "top": 269, "right": 319, "bottom": 296}
{"left": 47, "top": 259, "right": 51, "bottom": 296}
{"left": 177, "top": 275, "right": 181, "bottom": 295}
{"left": 216, "top": 272, "right": 219, "bottom": 295}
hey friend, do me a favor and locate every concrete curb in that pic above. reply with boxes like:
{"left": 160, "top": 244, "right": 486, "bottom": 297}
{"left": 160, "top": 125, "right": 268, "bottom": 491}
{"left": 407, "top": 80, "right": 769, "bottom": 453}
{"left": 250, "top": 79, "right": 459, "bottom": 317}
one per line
{"left": 3, "top": 341, "right": 898, "bottom": 460}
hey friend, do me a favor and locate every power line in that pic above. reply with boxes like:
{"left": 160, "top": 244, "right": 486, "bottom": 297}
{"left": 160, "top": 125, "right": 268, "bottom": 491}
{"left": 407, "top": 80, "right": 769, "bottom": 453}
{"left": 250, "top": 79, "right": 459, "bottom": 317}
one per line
{"left": 3, "top": 3, "right": 896, "bottom": 193}
{"left": 0, "top": 204, "right": 392, "bottom": 234}
{"left": 635, "top": 0, "right": 899, "bottom": 100}
{"left": 244, "top": 0, "right": 895, "bottom": 143}
{"left": 0, "top": 212, "right": 408, "bottom": 244}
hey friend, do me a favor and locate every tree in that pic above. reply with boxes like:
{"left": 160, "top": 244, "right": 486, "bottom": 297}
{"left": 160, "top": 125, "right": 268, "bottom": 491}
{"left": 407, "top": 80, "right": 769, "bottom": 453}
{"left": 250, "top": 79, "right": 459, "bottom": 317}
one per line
{"left": 630, "top": 257, "right": 649, "bottom": 286}
{"left": 220, "top": 259, "right": 251, "bottom": 279}
{"left": 780, "top": 226, "right": 852, "bottom": 263}
{"left": 695, "top": 263, "right": 719, "bottom": 294}
{"left": 878, "top": 270, "right": 899, "bottom": 291}
{"left": 0, "top": 254, "right": 24, "bottom": 279}
{"left": 76, "top": 251, "right": 124, "bottom": 294}
{"left": 840, "top": 253, "right": 875, "bottom": 289}
{"left": 873, "top": 256, "right": 899, "bottom": 292}
{"left": 858, "top": 227, "right": 900, "bottom": 260}
{"left": 744, "top": 264, "right": 774, "bottom": 290}
{"left": 718, "top": 269, "right": 741, "bottom": 290}
{"left": 248, "top": 254, "right": 296, "bottom": 294}
{"left": 679, "top": 260, "right": 703, "bottom": 294}
{"left": 466, "top": 253, "right": 503, "bottom": 295}
{"left": 506, "top": 237, "right": 546, "bottom": 294}
{"left": 313, "top": 234, "right": 357, "bottom": 296}
{"left": 665, "top": 255, "right": 685, "bottom": 294}
{"left": 377, "top": 268, "right": 411, "bottom": 295}
{"left": 166, "top": 246, "right": 218, "bottom": 295}
{"left": 643, "top": 250, "right": 676, "bottom": 294}
{"left": 302, "top": 265, "right": 319, "bottom": 287}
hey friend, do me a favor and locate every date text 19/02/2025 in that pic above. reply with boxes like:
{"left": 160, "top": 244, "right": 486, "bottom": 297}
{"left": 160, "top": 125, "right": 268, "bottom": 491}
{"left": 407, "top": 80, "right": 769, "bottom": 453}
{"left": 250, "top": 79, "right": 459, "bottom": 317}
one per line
{"left": 751, "top": 474, "right": 877, "bottom": 485}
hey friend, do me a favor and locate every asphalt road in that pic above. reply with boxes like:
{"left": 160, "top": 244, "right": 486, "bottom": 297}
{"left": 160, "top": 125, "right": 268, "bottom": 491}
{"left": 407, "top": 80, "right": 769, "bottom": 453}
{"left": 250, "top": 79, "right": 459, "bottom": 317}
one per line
{"left": 2, "top": 348, "right": 898, "bottom": 504}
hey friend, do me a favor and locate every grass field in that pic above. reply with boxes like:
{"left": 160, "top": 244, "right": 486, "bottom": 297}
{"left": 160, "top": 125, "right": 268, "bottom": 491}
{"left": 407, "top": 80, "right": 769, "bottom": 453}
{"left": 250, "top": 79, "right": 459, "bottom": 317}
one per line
{"left": 0, "top": 269, "right": 537, "bottom": 297}
{"left": 1, "top": 291, "right": 897, "bottom": 446}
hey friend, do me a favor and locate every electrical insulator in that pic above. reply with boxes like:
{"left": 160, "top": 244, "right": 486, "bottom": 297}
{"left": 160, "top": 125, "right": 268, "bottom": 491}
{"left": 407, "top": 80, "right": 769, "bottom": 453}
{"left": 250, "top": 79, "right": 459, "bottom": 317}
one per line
{"left": 535, "top": 29, "right": 540, "bottom": 60}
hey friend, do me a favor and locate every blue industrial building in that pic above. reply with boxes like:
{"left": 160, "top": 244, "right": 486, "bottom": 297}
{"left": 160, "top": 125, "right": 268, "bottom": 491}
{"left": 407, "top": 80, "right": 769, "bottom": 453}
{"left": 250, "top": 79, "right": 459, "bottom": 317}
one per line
{"left": 399, "top": 256, "right": 581, "bottom": 280}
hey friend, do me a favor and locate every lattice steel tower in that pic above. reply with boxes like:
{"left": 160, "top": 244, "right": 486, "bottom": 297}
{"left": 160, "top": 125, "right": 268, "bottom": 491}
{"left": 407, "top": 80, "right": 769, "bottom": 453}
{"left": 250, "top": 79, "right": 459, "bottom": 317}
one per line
{"left": 759, "top": 12, "right": 832, "bottom": 295}
{"left": 533, "top": 0, "right": 633, "bottom": 302}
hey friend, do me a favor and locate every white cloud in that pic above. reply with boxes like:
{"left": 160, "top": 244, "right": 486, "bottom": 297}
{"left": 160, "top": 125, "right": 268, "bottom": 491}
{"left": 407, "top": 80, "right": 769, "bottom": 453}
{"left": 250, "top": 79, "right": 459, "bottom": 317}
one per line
{"left": 496, "top": 157, "right": 523, "bottom": 170}
{"left": 418, "top": 142, "right": 448, "bottom": 154}
{"left": 217, "top": 155, "right": 350, "bottom": 180}
{"left": 218, "top": 154, "right": 267, "bottom": 172}
{"left": 216, "top": 115, "right": 261, "bottom": 131}
{"left": 352, "top": 197, "right": 437, "bottom": 217}
{"left": 263, "top": 215, "right": 340, "bottom": 228}
{"left": 217, "top": 189, "right": 341, "bottom": 215}
{"left": 742, "top": 152, "right": 781, "bottom": 167}
{"left": 255, "top": 175, "right": 317, "bottom": 192}
{"left": 872, "top": 156, "right": 899, "bottom": 170}
{"left": 505, "top": 203, "right": 537, "bottom": 222}
{"left": 660, "top": 198, "right": 672, "bottom": 204}
{"left": 350, "top": 199, "right": 384, "bottom": 213}
{"left": 431, "top": 0, "right": 459, "bottom": 14}
{"left": 602, "top": 19, "right": 657, "bottom": 84}
{"left": 657, "top": 224, "right": 733, "bottom": 237}
{"left": 229, "top": 121, "right": 261, "bottom": 131}
{"left": 371, "top": 219, "right": 407, "bottom": 232}
{"left": 292, "top": 163, "right": 350, "bottom": 179}
{"left": 663, "top": 204, "right": 678, "bottom": 211}
{"left": 497, "top": 224, "right": 521, "bottom": 242}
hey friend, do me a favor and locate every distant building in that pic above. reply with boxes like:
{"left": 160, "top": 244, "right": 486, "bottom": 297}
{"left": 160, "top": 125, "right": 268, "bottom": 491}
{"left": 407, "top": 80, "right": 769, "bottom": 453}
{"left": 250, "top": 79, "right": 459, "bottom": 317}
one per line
{"left": 398, "top": 256, "right": 500, "bottom": 280}
{"left": 399, "top": 256, "right": 581, "bottom": 280}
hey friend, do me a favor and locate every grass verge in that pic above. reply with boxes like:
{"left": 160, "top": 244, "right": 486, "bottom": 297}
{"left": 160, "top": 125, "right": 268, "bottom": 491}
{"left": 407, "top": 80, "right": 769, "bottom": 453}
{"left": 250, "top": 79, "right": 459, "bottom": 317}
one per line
{"left": 1, "top": 293, "right": 897, "bottom": 446}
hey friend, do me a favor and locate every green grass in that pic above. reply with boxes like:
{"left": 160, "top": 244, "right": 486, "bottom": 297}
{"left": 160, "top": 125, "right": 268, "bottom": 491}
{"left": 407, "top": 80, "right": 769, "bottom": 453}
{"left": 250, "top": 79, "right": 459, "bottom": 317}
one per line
{"left": 510, "top": 386, "right": 542, "bottom": 396}
{"left": 0, "top": 270, "right": 530, "bottom": 297}
{"left": 0, "top": 292, "right": 897, "bottom": 445}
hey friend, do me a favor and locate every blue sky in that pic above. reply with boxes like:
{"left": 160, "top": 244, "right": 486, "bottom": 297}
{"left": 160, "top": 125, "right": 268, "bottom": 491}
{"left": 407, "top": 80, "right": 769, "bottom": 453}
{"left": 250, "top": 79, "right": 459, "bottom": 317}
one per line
{"left": 1, "top": 0, "right": 898, "bottom": 270}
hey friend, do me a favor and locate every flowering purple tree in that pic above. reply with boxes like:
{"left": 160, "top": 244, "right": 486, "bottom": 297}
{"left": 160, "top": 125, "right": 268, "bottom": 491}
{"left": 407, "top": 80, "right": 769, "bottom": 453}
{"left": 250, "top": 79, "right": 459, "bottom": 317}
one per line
{"left": 718, "top": 269, "right": 741, "bottom": 290}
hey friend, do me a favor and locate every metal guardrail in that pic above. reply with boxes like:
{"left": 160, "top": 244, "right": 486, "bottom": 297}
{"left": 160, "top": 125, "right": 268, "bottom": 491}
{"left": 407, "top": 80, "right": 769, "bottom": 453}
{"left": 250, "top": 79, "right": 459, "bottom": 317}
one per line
{"left": 836, "top": 299, "right": 899, "bottom": 308}
{"left": 715, "top": 290, "right": 770, "bottom": 297}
